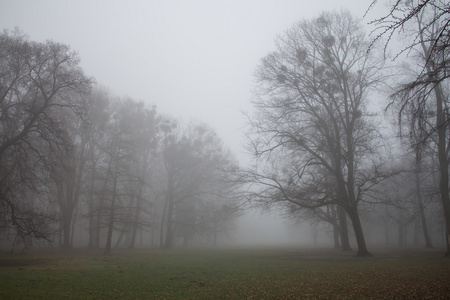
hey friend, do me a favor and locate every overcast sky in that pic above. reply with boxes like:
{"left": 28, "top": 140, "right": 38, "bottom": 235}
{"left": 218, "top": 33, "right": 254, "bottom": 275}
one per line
{"left": 0, "top": 0, "right": 386, "bottom": 165}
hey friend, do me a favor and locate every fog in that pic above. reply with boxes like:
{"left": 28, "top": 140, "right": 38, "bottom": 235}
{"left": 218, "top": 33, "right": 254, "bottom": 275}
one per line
{"left": 1, "top": 0, "right": 450, "bottom": 257}
{"left": 0, "top": 0, "right": 383, "bottom": 165}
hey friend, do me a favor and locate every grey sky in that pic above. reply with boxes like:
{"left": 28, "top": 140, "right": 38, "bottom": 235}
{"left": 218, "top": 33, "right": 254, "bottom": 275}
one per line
{"left": 0, "top": 0, "right": 385, "bottom": 165}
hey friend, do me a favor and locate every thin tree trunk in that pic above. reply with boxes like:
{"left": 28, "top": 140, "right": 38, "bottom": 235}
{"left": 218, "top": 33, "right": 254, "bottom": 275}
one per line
{"left": 398, "top": 209, "right": 404, "bottom": 247}
{"left": 164, "top": 195, "right": 174, "bottom": 249}
{"left": 104, "top": 159, "right": 119, "bottom": 255}
{"left": 62, "top": 210, "right": 72, "bottom": 249}
{"left": 415, "top": 154, "right": 433, "bottom": 248}
{"left": 160, "top": 195, "right": 168, "bottom": 248}
{"left": 434, "top": 85, "right": 450, "bottom": 255}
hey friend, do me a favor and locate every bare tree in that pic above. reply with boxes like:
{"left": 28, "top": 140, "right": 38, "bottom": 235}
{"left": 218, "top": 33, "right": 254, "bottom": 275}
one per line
{"left": 369, "top": 0, "right": 450, "bottom": 88}
{"left": 246, "top": 11, "right": 387, "bottom": 256}
{"left": 374, "top": 1, "right": 450, "bottom": 254}
{"left": 159, "top": 121, "right": 239, "bottom": 249}
{"left": 0, "top": 30, "right": 92, "bottom": 246}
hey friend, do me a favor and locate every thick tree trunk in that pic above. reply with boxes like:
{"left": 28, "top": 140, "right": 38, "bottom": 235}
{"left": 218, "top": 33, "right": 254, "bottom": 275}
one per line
{"left": 338, "top": 206, "right": 351, "bottom": 251}
{"left": 418, "top": 22, "right": 450, "bottom": 256}
{"left": 61, "top": 209, "right": 72, "bottom": 248}
{"left": 348, "top": 207, "right": 371, "bottom": 257}
{"left": 330, "top": 205, "right": 341, "bottom": 249}
{"left": 435, "top": 86, "right": 450, "bottom": 255}
{"left": 333, "top": 223, "right": 341, "bottom": 249}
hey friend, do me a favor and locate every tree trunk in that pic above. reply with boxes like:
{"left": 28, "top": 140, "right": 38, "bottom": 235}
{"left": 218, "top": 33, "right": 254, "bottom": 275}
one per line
{"left": 104, "top": 160, "right": 119, "bottom": 256}
{"left": 398, "top": 209, "right": 405, "bottom": 247}
{"left": 330, "top": 205, "right": 341, "bottom": 249}
{"left": 434, "top": 84, "right": 450, "bottom": 255}
{"left": 129, "top": 192, "right": 143, "bottom": 249}
{"left": 414, "top": 138, "right": 433, "bottom": 248}
{"left": 333, "top": 223, "right": 341, "bottom": 249}
{"left": 163, "top": 174, "right": 175, "bottom": 250}
{"left": 348, "top": 207, "right": 371, "bottom": 257}
{"left": 70, "top": 206, "right": 78, "bottom": 247}
{"left": 417, "top": 17, "right": 450, "bottom": 256}
{"left": 164, "top": 196, "right": 174, "bottom": 249}
{"left": 160, "top": 194, "right": 168, "bottom": 248}
{"left": 338, "top": 206, "right": 351, "bottom": 251}
{"left": 103, "top": 202, "right": 115, "bottom": 255}
{"left": 61, "top": 208, "right": 72, "bottom": 249}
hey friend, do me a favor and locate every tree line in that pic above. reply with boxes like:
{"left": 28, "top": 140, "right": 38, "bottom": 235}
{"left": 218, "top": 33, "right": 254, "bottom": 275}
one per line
{"left": 3, "top": 0, "right": 450, "bottom": 257}
{"left": 0, "top": 30, "right": 240, "bottom": 253}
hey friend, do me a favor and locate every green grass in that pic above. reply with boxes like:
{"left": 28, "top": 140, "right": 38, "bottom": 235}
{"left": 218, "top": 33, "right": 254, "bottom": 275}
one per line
{"left": 0, "top": 247, "right": 449, "bottom": 299}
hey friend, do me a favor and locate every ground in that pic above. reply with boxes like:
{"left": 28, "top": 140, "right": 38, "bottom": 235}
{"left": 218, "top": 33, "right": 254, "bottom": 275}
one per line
{"left": 0, "top": 246, "right": 449, "bottom": 299}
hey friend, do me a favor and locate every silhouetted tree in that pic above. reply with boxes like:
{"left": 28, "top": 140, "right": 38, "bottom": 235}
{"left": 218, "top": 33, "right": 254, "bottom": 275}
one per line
{"left": 246, "top": 11, "right": 387, "bottom": 256}
{"left": 0, "top": 30, "right": 92, "bottom": 247}
{"left": 374, "top": 1, "right": 450, "bottom": 254}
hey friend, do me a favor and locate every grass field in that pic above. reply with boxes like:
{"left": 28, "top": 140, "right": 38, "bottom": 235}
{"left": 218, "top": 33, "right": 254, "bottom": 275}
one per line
{"left": 0, "top": 247, "right": 449, "bottom": 299}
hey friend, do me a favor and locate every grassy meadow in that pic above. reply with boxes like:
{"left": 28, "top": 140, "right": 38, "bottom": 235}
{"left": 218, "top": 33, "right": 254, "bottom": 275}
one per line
{"left": 0, "top": 247, "right": 449, "bottom": 299}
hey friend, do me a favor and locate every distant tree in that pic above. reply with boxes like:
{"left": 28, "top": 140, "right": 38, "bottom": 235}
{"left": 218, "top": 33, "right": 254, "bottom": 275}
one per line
{"left": 0, "top": 30, "right": 92, "bottom": 247}
{"left": 159, "top": 121, "right": 239, "bottom": 249}
{"left": 83, "top": 87, "right": 112, "bottom": 249}
{"left": 245, "top": 11, "right": 387, "bottom": 256}
{"left": 287, "top": 204, "right": 347, "bottom": 249}
{"left": 98, "top": 99, "right": 160, "bottom": 255}
{"left": 50, "top": 91, "right": 104, "bottom": 249}
{"left": 126, "top": 103, "right": 159, "bottom": 249}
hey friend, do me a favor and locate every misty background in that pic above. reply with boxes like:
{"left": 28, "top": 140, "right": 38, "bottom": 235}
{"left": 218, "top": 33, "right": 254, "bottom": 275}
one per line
{"left": 4, "top": 0, "right": 447, "bottom": 253}
{"left": 0, "top": 0, "right": 385, "bottom": 247}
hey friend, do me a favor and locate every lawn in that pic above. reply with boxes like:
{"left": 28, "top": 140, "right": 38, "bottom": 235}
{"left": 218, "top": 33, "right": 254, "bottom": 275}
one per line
{"left": 0, "top": 247, "right": 449, "bottom": 299}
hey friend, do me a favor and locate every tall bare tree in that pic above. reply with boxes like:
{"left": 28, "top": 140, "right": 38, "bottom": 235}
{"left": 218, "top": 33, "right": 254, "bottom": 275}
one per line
{"left": 0, "top": 30, "right": 92, "bottom": 246}
{"left": 374, "top": 1, "right": 450, "bottom": 254}
{"left": 246, "top": 11, "right": 387, "bottom": 256}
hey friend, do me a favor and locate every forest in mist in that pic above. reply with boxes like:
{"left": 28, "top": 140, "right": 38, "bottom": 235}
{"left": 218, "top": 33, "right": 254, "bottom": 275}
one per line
{"left": 1, "top": 0, "right": 450, "bottom": 258}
